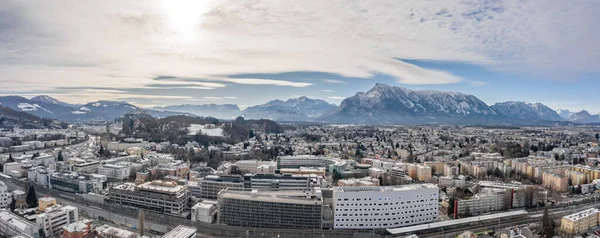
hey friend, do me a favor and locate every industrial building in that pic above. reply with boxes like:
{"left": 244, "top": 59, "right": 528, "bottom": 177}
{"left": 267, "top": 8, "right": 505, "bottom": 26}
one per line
{"left": 0, "top": 210, "right": 40, "bottom": 237}
{"left": 218, "top": 187, "right": 323, "bottom": 229}
{"left": 333, "top": 184, "right": 439, "bottom": 229}
{"left": 109, "top": 180, "right": 188, "bottom": 216}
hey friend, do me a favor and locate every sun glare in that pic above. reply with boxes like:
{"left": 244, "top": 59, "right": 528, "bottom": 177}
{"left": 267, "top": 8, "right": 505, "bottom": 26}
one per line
{"left": 162, "top": 0, "right": 212, "bottom": 43}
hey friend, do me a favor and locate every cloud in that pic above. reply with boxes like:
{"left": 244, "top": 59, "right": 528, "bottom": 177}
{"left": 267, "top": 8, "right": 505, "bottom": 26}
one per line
{"left": 224, "top": 96, "right": 237, "bottom": 99}
{"left": 322, "top": 89, "right": 335, "bottom": 93}
{"left": 322, "top": 79, "right": 346, "bottom": 84}
{"left": 328, "top": 96, "right": 346, "bottom": 100}
{"left": 0, "top": 0, "right": 598, "bottom": 103}
{"left": 203, "top": 96, "right": 223, "bottom": 100}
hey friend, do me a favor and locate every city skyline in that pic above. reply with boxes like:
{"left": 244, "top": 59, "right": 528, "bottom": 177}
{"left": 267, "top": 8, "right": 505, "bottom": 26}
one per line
{"left": 1, "top": 1, "right": 599, "bottom": 112}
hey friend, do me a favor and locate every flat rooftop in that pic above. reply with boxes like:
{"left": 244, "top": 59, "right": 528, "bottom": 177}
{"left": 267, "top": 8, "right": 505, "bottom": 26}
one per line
{"left": 334, "top": 184, "right": 438, "bottom": 193}
{"left": 219, "top": 188, "right": 323, "bottom": 205}
{"left": 162, "top": 225, "right": 197, "bottom": 238}
{"left": 564, "top": 208, "right": 600, "bottom": 222}
{"left": 96, "top": 224, "right": 136, "bottom": 237}
{"left": 0, "top": 210, "right": 36, "bottom": 231}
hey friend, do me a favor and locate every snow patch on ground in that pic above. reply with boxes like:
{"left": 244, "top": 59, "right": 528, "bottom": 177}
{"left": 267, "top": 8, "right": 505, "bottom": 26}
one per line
{"left": 92, "top": 103, "right": 102, "bottom": 107}
{"left": 188, "top": 124, "right": 224, "bottom": 136}
{"left": 18, "top": 103, "right": 37, "bottom": 111}
{"left": 79, "top": 106, "right": 91, "bottom": 112}
{"left": 71, "top": 110, "right": 87, "bottom": 114}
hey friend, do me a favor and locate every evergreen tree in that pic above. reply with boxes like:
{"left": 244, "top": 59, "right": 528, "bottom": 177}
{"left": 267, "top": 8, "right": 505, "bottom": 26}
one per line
{"left": 26, "top": 184, "right": 38, "bottom": 209}
{"left": 9, "top": 197, "right": 15, "bottom": 211}
{"left": 596, "top": 133, "right": 599, "bottom": 141}
{"left": 540, "top": 207, "right": 555, "bottom": 237}
{"left": 248, "top": 129, "right": 255, "bottom": 138}
{"left": 332, "top": 170, "right": 343, "bottom": 185}
{"left": 99, "top": 145, "right": 105, "bottom": 155}
{"left": 6, "top": 154, "right": 15, "bottom": 163}
{"left": 57, "top": 151, "right": 63, "bottom": 162}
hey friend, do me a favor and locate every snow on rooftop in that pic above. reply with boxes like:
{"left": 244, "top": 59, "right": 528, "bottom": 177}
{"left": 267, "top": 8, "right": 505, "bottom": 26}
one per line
{"left": 564, "top": 208, "right": 600, "bottom": 222}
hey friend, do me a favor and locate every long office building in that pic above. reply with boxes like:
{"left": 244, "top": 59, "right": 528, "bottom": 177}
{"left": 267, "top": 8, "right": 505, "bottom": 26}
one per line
{"left": 200, "top": 175, "right": 244, "bottom": 199}
{"left": 109, "top": 180, "right": 188, "bottom": 216}
{"left": 333, "top": 184, "right": 439, "bottom": 229}
{"left": 218, "top": 187, "right": 323, "bottom": 229}
{"left": 243, "top": 173, "right": 321, "bottom": 189}
{"left": 277, "top": 155, "right": 347, "bottom": 172}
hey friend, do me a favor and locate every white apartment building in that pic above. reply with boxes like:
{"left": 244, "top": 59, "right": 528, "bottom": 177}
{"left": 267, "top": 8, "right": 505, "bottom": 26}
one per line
{"left": 98, "top": 164, "right": 130, "bottom": 180}
{"left": 455, "top": 190, "right": 506, "bottom": 218}
{"left": 0, "top": 181, "right": 12, "bottom": 209}
{"left": 333, "top": 184, "right": 439, "bottom": 229}
{"left": 36, "top": 205, "right": 79, "bottom": 237}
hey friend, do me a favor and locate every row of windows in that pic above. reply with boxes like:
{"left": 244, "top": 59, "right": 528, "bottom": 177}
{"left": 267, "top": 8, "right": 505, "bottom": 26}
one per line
{"left": 335, "top": 217, "right": 435, "bottom": 227}
{"left": 336, "top": 203, "right": 436, "bottom": 210}
{"left": 337, "top": 211, "right": 436, "bottom": 217}
{"left": 336, "top": 215, "right": 436, "bottom": 222}
{"left": 337, "top": 194, "right": 437, "bottom": 202}
{"left": 335, "top": 207, "right": 436, "bottom": 213}
{"left": 336, "top": 198, "right": 437, "bottom": 206}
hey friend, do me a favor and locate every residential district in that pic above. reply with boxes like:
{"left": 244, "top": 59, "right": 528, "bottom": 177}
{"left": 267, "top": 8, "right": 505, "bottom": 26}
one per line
{"left": 1, "top": 120, "right": 600, "bottom": 238}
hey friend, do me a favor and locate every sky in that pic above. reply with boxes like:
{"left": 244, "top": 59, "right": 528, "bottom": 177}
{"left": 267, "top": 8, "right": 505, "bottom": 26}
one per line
{"left": 0, "top": 0, "right": 599, "bottom": 112}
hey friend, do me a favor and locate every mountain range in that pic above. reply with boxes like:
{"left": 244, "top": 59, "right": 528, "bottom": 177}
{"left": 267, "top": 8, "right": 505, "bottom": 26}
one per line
{"left": 152, "top": 104, "right": 241, "bottom": 119}
{"left": 0, "top": 96, "right": 188, "bottom": 122}
{"left": 241, "top": 96, "right": 336, "bottom": 121}
{"left": 1, "top": 84, "right": 599, "bottom": 124}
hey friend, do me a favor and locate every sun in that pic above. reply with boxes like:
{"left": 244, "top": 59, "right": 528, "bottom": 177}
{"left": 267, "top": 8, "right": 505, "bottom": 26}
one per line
{"left": 161, "top": 0, "right": 212, "bottom": 44}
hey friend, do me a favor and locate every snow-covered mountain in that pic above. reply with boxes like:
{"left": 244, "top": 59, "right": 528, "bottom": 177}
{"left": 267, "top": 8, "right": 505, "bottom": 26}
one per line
{"left": 241, "top": 96, "right": 336, "bottom": 121}
{"left": 30, "top": 95, "right": 78, "bottom": 108}
{"left": 0, "top": 96, "right": 74, "bottom": 119}
{"left": 567, "top": 110, "right": 600, "bottom": 123}
{"left": 322, "top": 83, "right": 498, "bottom": 124}
{"left": 490, "top": 101, "right": 563, "bottom": 121}
{"left": 152, "top": 104, "right": 241, "bottom": 119}
{"left": 0, "top": 96, "right": 189, "bottom": 121}
{"left": 70, "top": 101, "right": 140, "bottom": 119}
{"left": 557, "top": 109, "right": 574, "bottom": 120}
